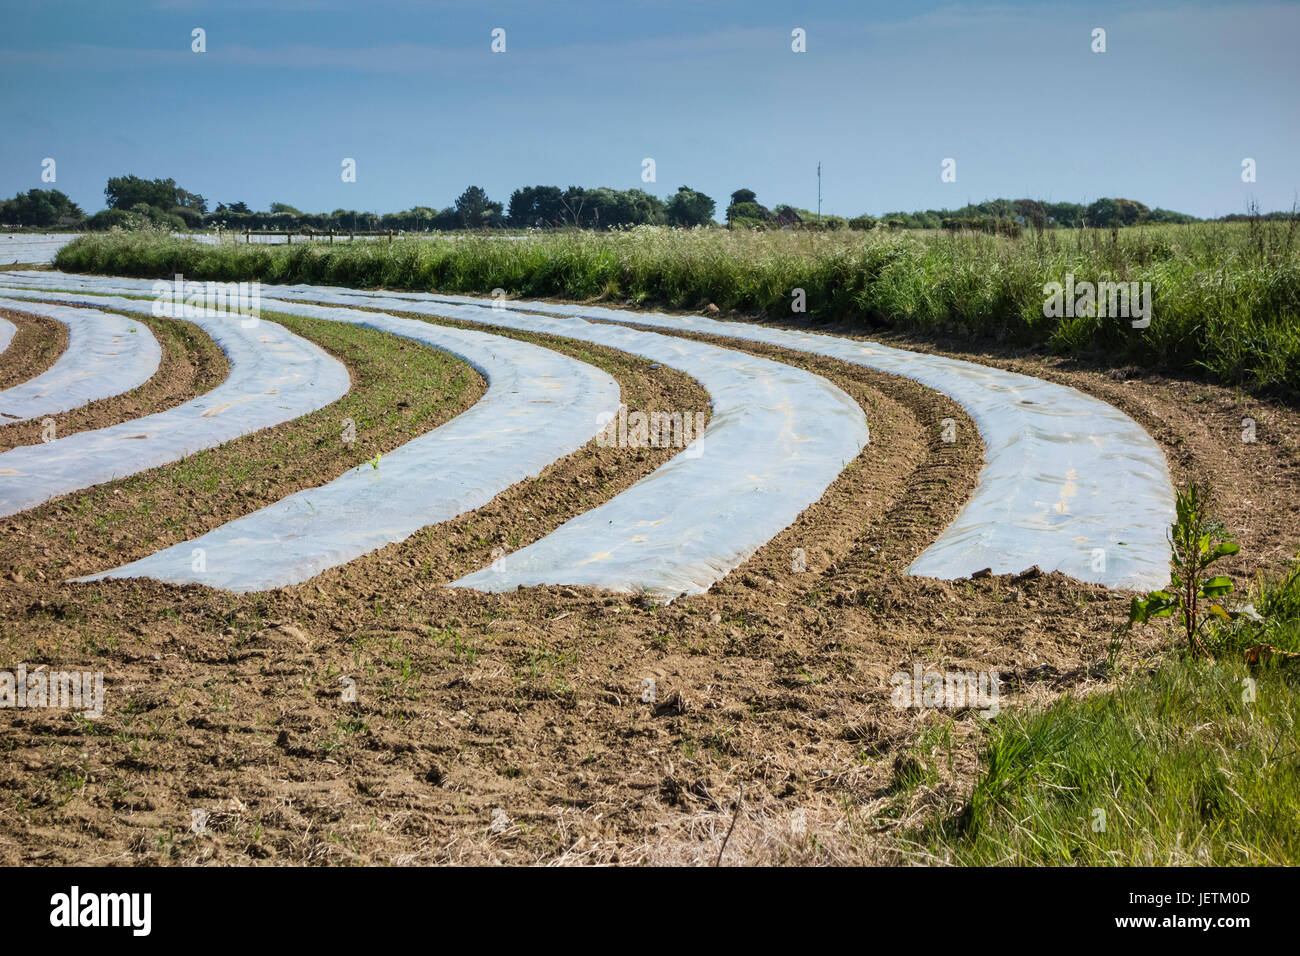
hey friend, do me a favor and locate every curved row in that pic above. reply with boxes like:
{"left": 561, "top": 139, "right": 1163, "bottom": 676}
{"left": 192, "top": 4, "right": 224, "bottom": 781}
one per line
{"left": 268, "top": 292, "right": 869, "bottom": 600}
{"left": 0, "top": 289, "right": 350, "bottom": 519}
{"left": 0, "top": 316, "right": 14, "bottom": 354}
{"left": 0, "top": 297, "right": 160, "bottom": 425}
{"left": 0, "top": 270, "right": 1175, "bottom": 592}
{"left": 290, "top": 284, "right": 1176, "bottom": 591}
{"left": 78, "top": 300, "right": 621, "bottom": 592}
{"left": 0, "top": 275, "right": 870, "bottom": 600}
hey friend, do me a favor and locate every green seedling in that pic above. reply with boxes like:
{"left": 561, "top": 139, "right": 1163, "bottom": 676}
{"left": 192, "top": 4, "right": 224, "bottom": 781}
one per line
{"left": 1129, "top": 483, "right": 1248, "bottom": 657}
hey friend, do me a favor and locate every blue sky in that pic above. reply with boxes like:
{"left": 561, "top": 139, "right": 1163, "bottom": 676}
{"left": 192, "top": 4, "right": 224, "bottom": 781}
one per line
{"left": 2, "top": 0, "right": 1296, "bottom": 219}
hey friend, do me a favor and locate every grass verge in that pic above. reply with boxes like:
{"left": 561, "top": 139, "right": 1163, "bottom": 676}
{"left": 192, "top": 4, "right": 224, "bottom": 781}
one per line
{"left": 890, "top": 556, "right": 1300, "bottom": 865}
{"left": 54, "top": 221, "right": 1300, "bottom": 396}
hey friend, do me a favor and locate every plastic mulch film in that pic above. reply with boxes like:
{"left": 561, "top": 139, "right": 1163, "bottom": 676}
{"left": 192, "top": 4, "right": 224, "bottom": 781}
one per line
{"left": 0, "top": 288, "right": 350, "bottom": 519}
{"left": 422, "top": 290, "right": 1176, "bottom": 590}
{"left": 0, "top": 275, "right": 869, "bottom": 600}
{"left": 0, "top": 234, "right": 83, "bottom": 266}
{"left": 269, "top": 281, "right": 1177, "bottom": 591}
{"left": 0, "top": 298, "right": 160, "bottom": 424}
{"left": 3, "top": 272, "right": 1174, "bottom": 592}
{"left": 258, "top": 291, "right": 870, "bottom": 601}
{"left": 79, "top": 300, "right": 621, "bottom": 592}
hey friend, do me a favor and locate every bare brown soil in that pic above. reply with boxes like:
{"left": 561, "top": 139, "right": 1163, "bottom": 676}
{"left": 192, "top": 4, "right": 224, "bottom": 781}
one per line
{"left": 1, "top": 302, "right": 1297, "bottom": 866}
{"left": 0, "top": 309, "right": 66, "bottom": 393}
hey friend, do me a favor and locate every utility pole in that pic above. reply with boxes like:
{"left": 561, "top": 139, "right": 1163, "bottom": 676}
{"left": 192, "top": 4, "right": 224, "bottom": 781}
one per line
{"left": 817, "top": 162, "right": 822, "bottom": 223}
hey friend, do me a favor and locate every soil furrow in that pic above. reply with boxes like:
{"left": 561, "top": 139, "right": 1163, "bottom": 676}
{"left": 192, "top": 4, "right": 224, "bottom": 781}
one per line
{"left": 0, "top": 309, "right": 66, "bottom": 392}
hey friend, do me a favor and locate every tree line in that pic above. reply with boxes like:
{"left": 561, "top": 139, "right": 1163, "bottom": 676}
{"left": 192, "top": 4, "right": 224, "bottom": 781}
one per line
{"left": 0, "top": 174, "right": 1265, "bottom": 233}
{"left": 0, "top": 177, "right": 718, "bottom": 232}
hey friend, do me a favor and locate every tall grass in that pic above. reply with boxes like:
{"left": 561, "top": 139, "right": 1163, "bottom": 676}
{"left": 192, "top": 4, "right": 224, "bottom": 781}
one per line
{"left": 895, "top": 557, "right": 1300, "bottom": 865}
{"left": 907, "top": 657, "right": 1300, "bottom": 865}
{"left": 55, "top": 221, "right": 1300, "bottom": 396}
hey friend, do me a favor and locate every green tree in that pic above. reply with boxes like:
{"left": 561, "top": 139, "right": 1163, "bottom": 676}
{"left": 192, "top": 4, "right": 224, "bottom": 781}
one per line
{"left": 1115, "top": 198, "right": 1151, "bottom": 225}
{"left": 725, "top": 188, "right": 772, "bottom": 225}
{"left": 1085, "top": 197, "right": 1150, "bottom": 228}
{"left": 665, "top": 186, "right": 715, "bottom": 227}
{"left": 454, "top": 186, "right": 503, "bottom": 228}
{"left": 1043, "top": 202, "right": 1086, "bottom": 227}
{"left": 2, "top": 188, "right": 83, "bottom": 226}
{"left": 623, "top": 188, "right": 667, "bottom": 225}
{"left": 1147, "top": 207, "right": 1198, "bottom": 224}
{"left": 508, "top": 185, "right": 565, "bottom": 227}
{"left": 1013, "top": 199, "right": 1047, "bottom": 233}
{"left": 104, "top": 175, "right": 179, "bottom": 211}
{"left": 176, "top": 188, "right": 208, "bottom": 214}
{"left": 726, "top": 201, "right": 770, "bottom": 225}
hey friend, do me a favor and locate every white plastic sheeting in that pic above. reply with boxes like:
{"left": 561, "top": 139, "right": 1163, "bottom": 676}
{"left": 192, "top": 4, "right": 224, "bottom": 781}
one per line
{"left": 0, "top": 274, "right": 870, "bottom": 600}
{"left": 0, "top": 288, "right": 350, "bottom": 518}
{"left": 0, "top": 272, "right": 165, "bottom": 295}
{"left": 0, "top": 316, "right": 14, "bottom": 354}
{"left": 1, "top": 271, "right": 1175, "bottom": 592}
{"left": 368, "top": 289, "right": 1176, "bottom": 590}
{"left": 258, "top": 290, "right": 870, "bottom": 600}
{"left": 194, "top": 278, "right": 1173, "bottom": 591}
{"left": 80, "top": 301, "right": 621, "bottom": 592}
{"left": 0, "top": 298, "right": 161, "bottom": 424}
{"left": 0, "top": 273, "right": 163, "bottom": 295}
{"left": 0, "top": 233, "right": 524, "bottom": 267}
{"left": 0, "top": 235, "right": 83, "bottom": 265}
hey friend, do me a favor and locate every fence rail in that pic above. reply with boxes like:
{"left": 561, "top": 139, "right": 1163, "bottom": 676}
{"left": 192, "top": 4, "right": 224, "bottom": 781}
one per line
{"left": 230, "top": 229, "right": 396, "bottom": 245}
